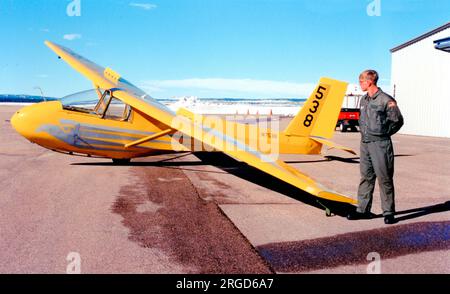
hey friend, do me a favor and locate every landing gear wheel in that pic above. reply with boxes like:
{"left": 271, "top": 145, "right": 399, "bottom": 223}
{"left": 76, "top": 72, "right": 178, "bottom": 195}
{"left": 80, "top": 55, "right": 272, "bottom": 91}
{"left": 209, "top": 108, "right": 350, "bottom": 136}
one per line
{"left": 112, "top": 158, "right": 131, "bottom": 165}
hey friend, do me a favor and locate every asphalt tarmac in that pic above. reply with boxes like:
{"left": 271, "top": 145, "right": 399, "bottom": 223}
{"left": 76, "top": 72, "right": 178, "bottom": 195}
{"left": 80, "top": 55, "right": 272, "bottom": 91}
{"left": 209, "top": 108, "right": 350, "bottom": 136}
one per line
{"left": 0, "top": 106, "right": 270, "bottom": 274}
{"left": 1, "top": 105, "right": 449, "bottom": 273}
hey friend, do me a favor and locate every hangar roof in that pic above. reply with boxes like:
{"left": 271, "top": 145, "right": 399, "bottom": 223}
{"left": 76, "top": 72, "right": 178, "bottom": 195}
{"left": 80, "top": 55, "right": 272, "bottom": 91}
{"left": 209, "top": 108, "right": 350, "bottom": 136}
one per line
{"left": 390, "top": 22, "right": 450, "bottom": 53}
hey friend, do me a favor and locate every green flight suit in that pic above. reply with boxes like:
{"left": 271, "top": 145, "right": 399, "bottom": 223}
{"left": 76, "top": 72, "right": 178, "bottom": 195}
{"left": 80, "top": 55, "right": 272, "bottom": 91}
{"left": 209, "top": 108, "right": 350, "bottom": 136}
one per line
{"left": 357, "top": 88, "right": 404, "bottom": 216}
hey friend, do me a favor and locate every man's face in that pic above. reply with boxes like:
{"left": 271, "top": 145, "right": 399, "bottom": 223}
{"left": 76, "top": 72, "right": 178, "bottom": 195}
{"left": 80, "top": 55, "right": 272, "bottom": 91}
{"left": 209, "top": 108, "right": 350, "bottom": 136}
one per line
{"left": 359, "top": 78, "right": 372, "bottom": 92}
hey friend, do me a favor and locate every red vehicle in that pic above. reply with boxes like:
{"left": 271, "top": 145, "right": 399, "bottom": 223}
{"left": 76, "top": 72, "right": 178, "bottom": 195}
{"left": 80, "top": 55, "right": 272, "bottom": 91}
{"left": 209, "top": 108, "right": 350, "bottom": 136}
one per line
{"left": 336, "top": 94, "right": 362, "bottom": 132}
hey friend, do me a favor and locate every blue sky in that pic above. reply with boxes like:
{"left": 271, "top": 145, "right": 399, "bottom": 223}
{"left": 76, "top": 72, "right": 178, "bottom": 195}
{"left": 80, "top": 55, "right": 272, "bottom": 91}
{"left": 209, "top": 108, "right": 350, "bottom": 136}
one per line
{"left": 0, "top": 0, "right": 449, "bottom": 98}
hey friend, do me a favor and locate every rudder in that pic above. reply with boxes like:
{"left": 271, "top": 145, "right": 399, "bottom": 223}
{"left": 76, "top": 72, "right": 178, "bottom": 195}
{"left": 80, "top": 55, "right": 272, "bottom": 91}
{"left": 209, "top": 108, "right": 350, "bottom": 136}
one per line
{"left": 284, "top": 77, "right": 348, "bottom": 139}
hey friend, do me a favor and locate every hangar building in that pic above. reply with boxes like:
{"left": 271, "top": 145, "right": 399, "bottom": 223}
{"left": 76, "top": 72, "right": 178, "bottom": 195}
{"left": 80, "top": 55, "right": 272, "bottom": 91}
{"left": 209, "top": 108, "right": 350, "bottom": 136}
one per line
{"left": 391, "top": 22, "right": 450, "bottom": 138}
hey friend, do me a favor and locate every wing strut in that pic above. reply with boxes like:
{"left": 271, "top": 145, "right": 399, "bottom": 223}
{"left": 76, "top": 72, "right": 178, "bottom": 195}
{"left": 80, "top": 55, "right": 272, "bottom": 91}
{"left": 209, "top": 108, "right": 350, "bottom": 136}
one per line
{"left": 125, "top": 129, "right": 173, "bottom": 148}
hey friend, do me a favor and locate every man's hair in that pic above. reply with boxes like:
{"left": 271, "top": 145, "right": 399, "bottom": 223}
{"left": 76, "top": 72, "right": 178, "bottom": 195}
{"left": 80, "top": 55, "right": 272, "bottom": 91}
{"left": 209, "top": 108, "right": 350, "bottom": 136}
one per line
{"left": 360, "top": 70, "right": 379, "bottom": 85}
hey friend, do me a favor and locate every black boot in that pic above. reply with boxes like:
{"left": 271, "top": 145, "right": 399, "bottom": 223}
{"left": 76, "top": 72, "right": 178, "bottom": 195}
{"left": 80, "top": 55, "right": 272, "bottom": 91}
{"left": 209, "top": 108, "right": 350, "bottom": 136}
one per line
{"left": 347, "top": 211, "right": 372, "bottom": 220}
{"left": 384, "top": 215, "right": 396, "bottom": 224}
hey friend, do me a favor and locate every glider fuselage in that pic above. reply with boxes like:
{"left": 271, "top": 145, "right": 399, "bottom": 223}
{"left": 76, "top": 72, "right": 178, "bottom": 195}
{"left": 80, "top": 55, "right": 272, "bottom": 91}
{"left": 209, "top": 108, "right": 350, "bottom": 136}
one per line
{"left": 11, "top": 97, "right": 322, "bottom": 160}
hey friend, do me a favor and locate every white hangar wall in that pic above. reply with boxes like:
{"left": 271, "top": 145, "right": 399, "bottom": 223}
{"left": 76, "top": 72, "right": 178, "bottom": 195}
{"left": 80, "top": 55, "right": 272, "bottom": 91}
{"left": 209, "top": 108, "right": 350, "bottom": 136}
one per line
{"left": 391, "top": 25, "right": 450, "bottom": 138}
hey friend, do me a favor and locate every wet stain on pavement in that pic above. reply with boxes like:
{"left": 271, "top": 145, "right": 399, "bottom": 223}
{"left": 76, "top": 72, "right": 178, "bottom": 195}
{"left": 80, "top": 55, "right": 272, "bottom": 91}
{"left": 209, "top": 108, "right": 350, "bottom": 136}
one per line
{"left": 257, "top": 221, "right": 450, "bottom": 272}
{"left": 112, "top": 163, "right": 272, "bottom": 274}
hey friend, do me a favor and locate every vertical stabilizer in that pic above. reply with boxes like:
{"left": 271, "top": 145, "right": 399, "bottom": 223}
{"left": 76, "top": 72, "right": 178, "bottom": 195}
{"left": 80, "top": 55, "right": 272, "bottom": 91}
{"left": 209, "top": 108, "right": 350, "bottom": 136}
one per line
{"left": 284, "top": 77, "right": 348, "bottom": 139}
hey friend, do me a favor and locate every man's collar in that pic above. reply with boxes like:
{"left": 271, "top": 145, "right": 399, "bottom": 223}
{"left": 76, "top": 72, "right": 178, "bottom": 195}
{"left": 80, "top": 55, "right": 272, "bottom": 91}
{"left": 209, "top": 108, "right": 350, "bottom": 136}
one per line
{"left": 368, "top": 87, "right": 382, "bottom": 99}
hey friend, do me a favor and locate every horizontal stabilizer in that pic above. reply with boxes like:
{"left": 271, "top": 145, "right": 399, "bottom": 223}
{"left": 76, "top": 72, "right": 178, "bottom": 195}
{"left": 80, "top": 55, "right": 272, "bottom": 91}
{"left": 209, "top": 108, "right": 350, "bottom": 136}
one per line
{"left": 310, "top": 136, "right": 356, "bottom": 155}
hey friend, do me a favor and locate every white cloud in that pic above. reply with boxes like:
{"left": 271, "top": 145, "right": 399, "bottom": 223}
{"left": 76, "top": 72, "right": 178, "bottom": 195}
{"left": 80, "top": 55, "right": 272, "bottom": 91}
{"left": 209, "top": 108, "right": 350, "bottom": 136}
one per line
{"left": 141, "top": 78, "right": 316, "bottom": 97}
{"left": 129, "top": 2, "right": 157, "bottom": 10}
{"left": 85, "top": 42, "right": 97, "bottom": 47}
{"left": 63, "top": 34, "right": 82, "bottom": 41}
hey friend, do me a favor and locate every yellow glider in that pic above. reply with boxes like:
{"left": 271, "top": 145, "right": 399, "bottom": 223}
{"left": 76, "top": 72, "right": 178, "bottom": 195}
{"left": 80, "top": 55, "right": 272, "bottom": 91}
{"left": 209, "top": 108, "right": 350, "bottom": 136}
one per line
{"left": 11, "top": 41, "right": 357, "bottom": 205}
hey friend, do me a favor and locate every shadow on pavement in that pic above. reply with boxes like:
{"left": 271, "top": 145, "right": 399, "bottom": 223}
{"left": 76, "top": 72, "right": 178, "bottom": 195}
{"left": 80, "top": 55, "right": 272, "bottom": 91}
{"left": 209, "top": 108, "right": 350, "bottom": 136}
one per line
{"left": 256, "top": 221, "right": 450, "bottom": 272}
{"left": 75, "top": 151, "right": 356, "bottom": 216}
{"left": 193, "top": 152, "right": 355, "bottom": 217}
{"left": 285, "top": 154, "right": 414, "bottom": 164}
{"left": 73, "top": 152, "right": 423, "bottom": 218}
{"left": 394, "top": 201, "right": 450, "bottom": 222}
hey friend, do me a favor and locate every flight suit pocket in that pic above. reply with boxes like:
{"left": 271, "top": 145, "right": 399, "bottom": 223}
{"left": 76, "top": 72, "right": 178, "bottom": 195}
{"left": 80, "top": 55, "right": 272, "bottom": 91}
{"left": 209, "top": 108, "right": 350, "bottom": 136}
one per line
{"left": 380, "top": 139, "right": 394, "bottom": 174}
{"left": 368, "top": 105, "right": 387, "bottom": 135}
{"left": 376, "top": 106, "right": 387, "bottom": 133}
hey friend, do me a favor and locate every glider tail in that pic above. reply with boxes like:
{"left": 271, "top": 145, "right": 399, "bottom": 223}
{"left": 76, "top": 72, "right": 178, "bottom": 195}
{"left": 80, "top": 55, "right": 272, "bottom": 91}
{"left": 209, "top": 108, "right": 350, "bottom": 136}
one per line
{"left": 284, "top": 77, "right": 348, "bottom": 139}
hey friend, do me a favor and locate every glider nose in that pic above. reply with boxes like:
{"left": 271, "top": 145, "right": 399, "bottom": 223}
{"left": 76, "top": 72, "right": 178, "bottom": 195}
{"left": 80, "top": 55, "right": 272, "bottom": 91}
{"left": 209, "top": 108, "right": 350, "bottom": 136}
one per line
{"left": 11, "top": 104, "right": 39, "bottom": 141}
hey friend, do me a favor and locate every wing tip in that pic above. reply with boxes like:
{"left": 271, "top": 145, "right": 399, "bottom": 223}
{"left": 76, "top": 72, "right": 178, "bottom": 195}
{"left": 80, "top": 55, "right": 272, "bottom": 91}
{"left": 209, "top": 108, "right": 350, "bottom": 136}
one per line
{"left": 318, "top": 191, "right": 358, "bottom": 204}
{"left": 44, "top": 40, "right": 58, "bottom": 52}
{"left": 44, "top": 41, "right": 65, "bottom": 59}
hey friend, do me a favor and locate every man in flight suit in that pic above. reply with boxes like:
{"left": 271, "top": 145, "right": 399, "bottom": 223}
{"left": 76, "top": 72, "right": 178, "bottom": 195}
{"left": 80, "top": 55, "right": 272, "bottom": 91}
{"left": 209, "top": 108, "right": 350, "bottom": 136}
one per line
{"left": 347, "top": 70, "right": 404, "bottom": 224}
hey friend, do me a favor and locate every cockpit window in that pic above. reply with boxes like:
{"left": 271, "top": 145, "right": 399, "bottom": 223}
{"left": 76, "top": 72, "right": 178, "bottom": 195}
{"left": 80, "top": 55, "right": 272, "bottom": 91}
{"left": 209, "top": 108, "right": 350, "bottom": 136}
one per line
{"left": 103, "top": 98, "right": 131, "bottom": 121}
{"left": 60, "top": 89, "right": 104, "bottom": 113}
{"left": 60, "top": 89, "right": 131, "bottom": 122}
{"left": 95, "top": 90, "right": 112, "bottom": 115}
